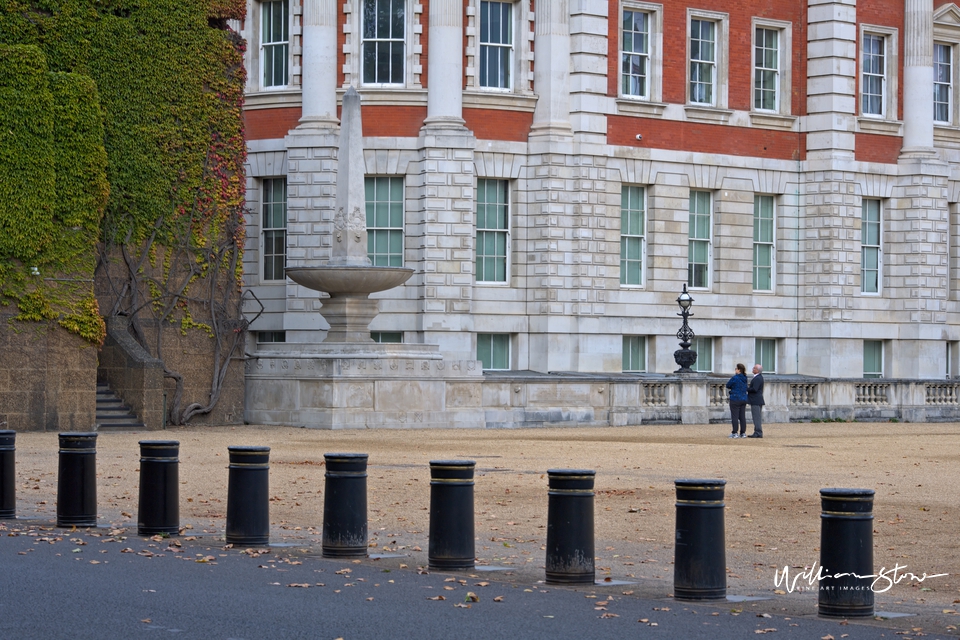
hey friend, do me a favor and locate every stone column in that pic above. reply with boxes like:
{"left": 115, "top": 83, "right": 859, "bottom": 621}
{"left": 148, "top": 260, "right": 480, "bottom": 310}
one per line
{"left": 901, "top": 0, "right": 935, "bottom": 157}
{"left": 530, "top": 0, "right": 573, "bottom": 140}
{"left": 424, "top": 0, "right": 466, "bottom": 128}
{"left": 299, "top": 0, "right": 339, "bottom": 127}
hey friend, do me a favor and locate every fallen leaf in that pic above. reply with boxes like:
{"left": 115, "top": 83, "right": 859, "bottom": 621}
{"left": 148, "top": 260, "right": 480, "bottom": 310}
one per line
{"left": 366, "top": 597, "right": 374, "bottom": 601}
{"left": 758, "top": 613, "right": 772, "bottom": 618}
{"left": 141, "top": 619, "right": 151, "bottom": 624}
{"left": 599, "top": 613, "right": 620, "bottom": 618}
{"left": 493, "top": 596, "right": 504, "bottom": 602}
{"left": 454, "top": 603, "right": 471, "bottom": 609}
{"left": 754, "top": 630, "right": 777, "bottom": 635}
{"left": 287, "top": 583, "right": 311, "bottom": 588}
{"left": 426, "top": 595, "right": 446, "bottom": 601}
{"left": 89, "top": 560, "right": 101, "bottom": 565}
{"left": 465, "top": 592, "right": 479, "bottom": 603}
{"left": 820, "top": 636, "right": 834, "bottom": 640}
{"left": 475, "top": 582, "right": 490, "bottom": 587}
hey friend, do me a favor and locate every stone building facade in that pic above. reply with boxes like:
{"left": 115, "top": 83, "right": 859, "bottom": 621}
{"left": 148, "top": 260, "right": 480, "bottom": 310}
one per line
{"left": 237, "top": 0, "right": 960, "bottom": 383}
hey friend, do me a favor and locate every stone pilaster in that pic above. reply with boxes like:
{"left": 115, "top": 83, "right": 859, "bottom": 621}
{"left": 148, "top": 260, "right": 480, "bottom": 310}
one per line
{"left": 283, "top": 128, "right": 339, "bottom": 329}
{"left": 412, "top": 128, "right": 477, "bottom": 361}
{"left": 805, "top": 0, "right": 857, "bottom": 161}
{"left": 568, "top": 0, "right": 609, "bottom": 143}
{"left": 520, "top": 151, "right": 617, "bottom": 372}
{"left": 901, "top": 0, "right": 936, "bottom": 157}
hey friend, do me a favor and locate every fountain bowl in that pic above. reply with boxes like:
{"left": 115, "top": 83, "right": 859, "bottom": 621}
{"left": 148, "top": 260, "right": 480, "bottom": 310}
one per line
{"left": 285, "top": 266, "right": 414, "bottom": 295}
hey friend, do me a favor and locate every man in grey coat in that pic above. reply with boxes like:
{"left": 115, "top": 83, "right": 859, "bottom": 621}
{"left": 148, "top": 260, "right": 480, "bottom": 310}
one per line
{"left": 746, "top": 364, "right": 765, "bottom": 438}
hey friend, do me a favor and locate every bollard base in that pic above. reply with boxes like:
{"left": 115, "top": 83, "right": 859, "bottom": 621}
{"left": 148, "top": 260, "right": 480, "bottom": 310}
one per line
{"left": 0, "top": 510, "right": 15, "bottom": 519}
{"left": 56, "top": 517, "right": 97, "bottom": 528}
{"left": 138, "top": 526, "right": 180, "bottom": 537}
{"left": 322, "top": 546, "right": 368, "bottom": 559}
{"left": 674, "top": 587, "right": 727, "bottom": 602}
{"left": 545, "top": 571, "right": 595, "bottom": 585}
{"left": 226, "top": 535, "right": 270, "bottom": 546}
{"left": 818, "top": 604, "right": 875, "bottom": 619}
{"left": 428, "top": 558, "right": 475, "bottom": 571}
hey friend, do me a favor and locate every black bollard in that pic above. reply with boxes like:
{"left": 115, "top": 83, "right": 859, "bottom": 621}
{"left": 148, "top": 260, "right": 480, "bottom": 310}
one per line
{"left": 322, "top": 453, "right": 368, "bottom": 558}
{"left": 428, "top": 460, "right": 476, "bottom": 570}
{"left": 57, "top": 432, "right": 98, "bottom": 528}
{"left": 545, "top": 469, "right": 595, "bottom": 585}
{"left": 225, "top": 446, "right": 270, "bottom": 546}
{"left": 138, "top": 440, "right": 180, "bottom": 536}
{"left": 673, "top": 478, "right": 727, "bottom": 601}
{"left": 0, "top": 430, "right": 14, "bottom": 519}
{"left": 818, "top": 488, "right": 875, "bottom": 618}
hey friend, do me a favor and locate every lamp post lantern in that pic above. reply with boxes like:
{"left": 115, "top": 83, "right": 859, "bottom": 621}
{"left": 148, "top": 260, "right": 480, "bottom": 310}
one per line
{"left": 674, "top": 284, "right": 698, "bottom": 373}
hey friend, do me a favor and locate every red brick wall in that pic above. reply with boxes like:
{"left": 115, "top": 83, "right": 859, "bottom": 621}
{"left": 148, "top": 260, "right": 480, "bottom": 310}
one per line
{"left": 464, "top": 108, "right": 533, "bottom": 142}
{"left": 855, "top": 132, "right": 901, "bottom": 164}
{"left": 358, "top": 105, "right": 427, "bottom": 137}
{"left": 245, "top": 107, "right": 302, "bottom": 140}
{"left": 608, "top": 115, "right": 803, "bottom": 161}
{"left": 605, "top": 0, "right": 806, "bottom": 155}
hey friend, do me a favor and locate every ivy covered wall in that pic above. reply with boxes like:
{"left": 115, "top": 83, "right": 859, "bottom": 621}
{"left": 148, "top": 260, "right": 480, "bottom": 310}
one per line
{"left": 0, "top": 0, "right": 248, "bottom": 426}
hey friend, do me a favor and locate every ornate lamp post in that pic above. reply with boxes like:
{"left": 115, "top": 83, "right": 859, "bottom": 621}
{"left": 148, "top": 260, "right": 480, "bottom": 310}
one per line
{"left": 674, "top": 284, "right": 698, "bottom": 373}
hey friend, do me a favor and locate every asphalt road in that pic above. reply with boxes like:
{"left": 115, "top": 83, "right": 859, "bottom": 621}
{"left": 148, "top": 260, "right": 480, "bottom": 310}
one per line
{"left": 0, "top": 521, "right": 945, "bottom": 640}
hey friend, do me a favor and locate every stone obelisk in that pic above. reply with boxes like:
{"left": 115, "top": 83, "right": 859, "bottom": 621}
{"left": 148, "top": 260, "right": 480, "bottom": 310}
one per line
{"left": 330, "top": 87, "right": 371, "bottom": 267}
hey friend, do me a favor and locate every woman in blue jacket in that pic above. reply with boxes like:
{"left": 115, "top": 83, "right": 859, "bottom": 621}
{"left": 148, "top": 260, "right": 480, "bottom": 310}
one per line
{"left": 726, "top": 363, "right": 749, "bottom": 438}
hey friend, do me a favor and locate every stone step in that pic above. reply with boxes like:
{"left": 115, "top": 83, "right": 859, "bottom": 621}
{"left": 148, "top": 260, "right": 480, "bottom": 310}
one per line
{"left": 95, "top": 383, "right": 145, "bottom": 431}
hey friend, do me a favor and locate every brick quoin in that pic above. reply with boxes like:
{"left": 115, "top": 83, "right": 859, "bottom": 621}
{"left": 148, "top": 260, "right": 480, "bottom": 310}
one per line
{"left": 464, "top": 108, "right": 533, "bottom": 142}
{"left": 421, "top": 0, "right": 430, "bottom": 88}
{"left": 245, "top": 108, "right": 302, "bottom": 141}
{"left": 608, "top": 115, "right": 804, "bottom": 161}
{"left": 855, "top": 133, "right": 901, "bottom": 164}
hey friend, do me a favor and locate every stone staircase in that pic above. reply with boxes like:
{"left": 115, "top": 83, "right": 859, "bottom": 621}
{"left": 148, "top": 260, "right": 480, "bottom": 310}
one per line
{"left": 95, "top": 383, "right": 146, "bottom": 431}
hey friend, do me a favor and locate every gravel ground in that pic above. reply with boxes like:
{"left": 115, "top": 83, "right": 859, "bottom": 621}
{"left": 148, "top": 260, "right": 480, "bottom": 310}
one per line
{"left": 7, "top": 421, "right": 960, "bottom": 634}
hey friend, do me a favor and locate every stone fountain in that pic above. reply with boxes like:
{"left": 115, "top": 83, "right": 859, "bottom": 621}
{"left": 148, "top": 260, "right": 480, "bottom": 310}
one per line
{"left": 285, "top": 86, "right": 414, "bottom": 343}
{"left": 245, "top": 87, "right": 484, "bottom": 429}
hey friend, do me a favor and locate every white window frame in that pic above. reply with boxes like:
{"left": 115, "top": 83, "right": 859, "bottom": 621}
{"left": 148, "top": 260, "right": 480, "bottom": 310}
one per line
{"left": 366, "top": 176, "right": 405, "bottom": 267}
{"left": 755, "top": 338, "right": 777, "bottom": 374}
{"left": 863, "top": 340, "right": 884, "bottom": 378}
{"left": 261, "top": 177, "right": 287, "bottom": 282}
{"left": 935, "top": 42, "right": 953, "bottom": 124}
{"left": 861, "top": 198, "right": 882, "bottom": 295}
{"left": 476, "top": 179, "right": 510, "bottom": 283}
{"left": 465, "top": 0, "right": 532, "bottom": 94}
{"left": 751, "top": 18, "right": 792, "bottom": 115}
{"left": 258, "top": 0, "right": 290, "bottom": 90}
{"left": 934, "top": 5, "right": 960, "bottom": 129}
{"left": 753, "top": 194, "right": 775, "bottom": 292}
{"left": 688, "top": 190, "right": 712, "bottom": 289}
{"left": 691, "top": 336, "right": 713, "bottom": 373}
{"left": 620, "top": 185, "right": 646, "bottom": 287}
{"left": 686, "top": 9, "right": 729, "bottom": 108}
{"left": 359, "top": 0, "right": 412, "bottom": 87}
{"left": 478, "top": 1, "right": 514, "bottom": 91}
{"left": 623, "top": 336, "right": 647, "bottom": 373}
{"left": 620, "top": 3, "right": 663, "bottom": 103}
{"left": 859, "top": 25, "right": 899, "bottom": 120}
{"left": 478, "top": 333, "right": 511, "bottom": 370}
